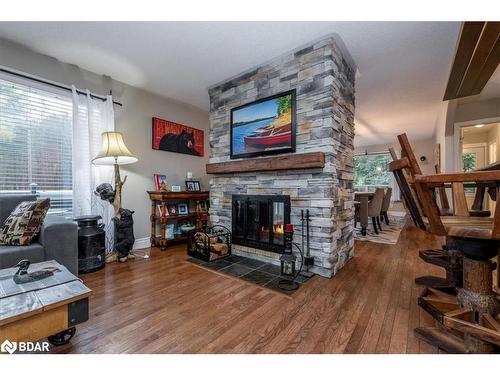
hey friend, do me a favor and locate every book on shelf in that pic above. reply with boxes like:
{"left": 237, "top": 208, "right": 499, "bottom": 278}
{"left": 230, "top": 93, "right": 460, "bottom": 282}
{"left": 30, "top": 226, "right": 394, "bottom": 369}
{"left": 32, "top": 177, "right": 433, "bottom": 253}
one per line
{"left": 165, "top": 224, "right": 175, "bottom": 240}
{"left": 154, "top": 174, "right": 168, "bottom": 191}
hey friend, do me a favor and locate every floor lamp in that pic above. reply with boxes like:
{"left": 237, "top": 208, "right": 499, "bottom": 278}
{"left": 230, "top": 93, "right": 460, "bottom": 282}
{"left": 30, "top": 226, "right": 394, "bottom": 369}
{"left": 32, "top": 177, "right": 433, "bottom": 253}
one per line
{"left": 93, "top": 131, "right": 138, "bottom": 262}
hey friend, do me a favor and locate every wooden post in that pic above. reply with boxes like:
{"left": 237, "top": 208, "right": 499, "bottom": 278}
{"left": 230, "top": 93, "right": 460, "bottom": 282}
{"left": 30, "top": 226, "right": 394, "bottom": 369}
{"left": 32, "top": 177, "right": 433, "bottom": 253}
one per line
{"left": 458, "top": 256, "right": 499, "bottom": 353}
{"left": 496, "top": 254, "right": 500, "bottom": 295}
{"left": 150, "top": 200, "right": 157, "bottom": 247}
{"left": 113, "top": 162, "right": 127, "bottom": 219}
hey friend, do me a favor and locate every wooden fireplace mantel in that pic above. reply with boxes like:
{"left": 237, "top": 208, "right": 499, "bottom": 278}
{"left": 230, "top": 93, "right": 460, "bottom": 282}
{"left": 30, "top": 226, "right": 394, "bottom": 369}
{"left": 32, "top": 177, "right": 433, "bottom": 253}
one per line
{"left": 206, "top": 152, "right": 325, "bottom": 174}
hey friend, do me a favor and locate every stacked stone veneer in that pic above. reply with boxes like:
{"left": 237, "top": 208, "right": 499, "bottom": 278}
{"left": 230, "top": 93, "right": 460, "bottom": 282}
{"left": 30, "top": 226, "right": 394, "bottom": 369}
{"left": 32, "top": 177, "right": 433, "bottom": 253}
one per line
{"left": 207, "top": 35, "right": 356, "bottom": 277}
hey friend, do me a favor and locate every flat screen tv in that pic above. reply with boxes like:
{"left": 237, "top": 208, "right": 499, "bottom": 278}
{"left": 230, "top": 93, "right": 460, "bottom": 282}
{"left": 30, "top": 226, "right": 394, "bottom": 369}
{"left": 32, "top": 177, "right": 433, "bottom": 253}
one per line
{"left": 230, "top": 90, "right": 296, "bottom": 159}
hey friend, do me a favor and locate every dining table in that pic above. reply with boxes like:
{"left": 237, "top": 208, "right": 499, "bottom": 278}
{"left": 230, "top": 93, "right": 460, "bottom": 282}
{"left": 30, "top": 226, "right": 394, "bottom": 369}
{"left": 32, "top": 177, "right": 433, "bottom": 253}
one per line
{"left": 354, "top": 191, "right": 375, "bottom": 236}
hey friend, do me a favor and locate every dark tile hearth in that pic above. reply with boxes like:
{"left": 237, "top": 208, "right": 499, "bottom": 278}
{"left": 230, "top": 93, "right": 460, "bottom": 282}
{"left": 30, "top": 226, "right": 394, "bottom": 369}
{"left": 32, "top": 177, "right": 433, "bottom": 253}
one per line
{"left": 241, "top": 270, "right": 275, "bottom": 286}
{"left": 258, "top": 263, "right": 282, "bottom": 276}
{"left": 222, "top": 263, "right": 253, "bottom": 277}
{"left": 238, "top": 257, "right": 266, "bottom": 269}
{"left": 187, "top": 254, "right": 313, "bottom": 295}
{"left": 204, "top": 259, "right": 232, "bottom": 271}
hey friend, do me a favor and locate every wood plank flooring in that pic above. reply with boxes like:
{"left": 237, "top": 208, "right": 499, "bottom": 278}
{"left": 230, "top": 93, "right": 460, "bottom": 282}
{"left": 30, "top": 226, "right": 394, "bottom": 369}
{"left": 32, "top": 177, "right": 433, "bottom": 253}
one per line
{"left": 53, "top": 222, "right": 446, "bottom": 353}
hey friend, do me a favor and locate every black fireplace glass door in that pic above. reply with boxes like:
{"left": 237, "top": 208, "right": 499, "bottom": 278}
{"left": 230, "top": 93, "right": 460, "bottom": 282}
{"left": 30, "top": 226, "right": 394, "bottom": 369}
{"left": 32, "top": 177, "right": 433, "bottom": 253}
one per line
{"left": 259, "top": 200, "right": 270, "bottom": 243}
{"left": 233, "top": 200, "right": 245, "bottom": 239}
{"left": 246, "top": 201, "right": 258, "bottom": 241}
{"left": 232, "top": 194, "right": 290, "bottom": 254}
{"left": 273, "top": 201, "right": 285, "bottom": 246}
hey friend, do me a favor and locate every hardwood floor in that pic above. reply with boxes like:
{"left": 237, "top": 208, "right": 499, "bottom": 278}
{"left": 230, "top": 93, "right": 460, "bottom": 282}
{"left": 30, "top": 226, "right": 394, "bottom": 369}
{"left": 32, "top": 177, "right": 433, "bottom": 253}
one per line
{"left": 54, "top": 222, "right": 446, "bottom": 354}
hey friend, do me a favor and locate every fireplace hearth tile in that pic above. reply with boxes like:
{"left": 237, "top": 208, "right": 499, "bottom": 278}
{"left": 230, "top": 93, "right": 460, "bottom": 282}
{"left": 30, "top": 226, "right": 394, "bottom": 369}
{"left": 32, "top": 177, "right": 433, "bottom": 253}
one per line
{"left": 204, "top": 259, "right": 232, "bottom": 270}
{"left": 224, "top": 255, "right": 246, "bottom": 264}
{"left": 241, "top": 270, "right": 276, "bottom": 286}
{"left": 294, "top": 273, "right": 310, "bottom": 284}
{"left": 187, "top": 254, "right": 312, "bottom": 295}
{"left": 238, "top": 258, "right": 267, "bottom": 269}
{"left": 258, "top": 263, "right": 282, "bottom": 276}
{"left": 221, "top": 263, "right": 253, "bottom": 277}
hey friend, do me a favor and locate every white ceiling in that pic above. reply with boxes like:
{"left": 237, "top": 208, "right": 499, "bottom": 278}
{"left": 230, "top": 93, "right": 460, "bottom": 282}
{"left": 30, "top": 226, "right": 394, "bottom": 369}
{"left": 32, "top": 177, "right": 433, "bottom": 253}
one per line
{"left": 0, "top": 21, "right": 462, "bottom": 147}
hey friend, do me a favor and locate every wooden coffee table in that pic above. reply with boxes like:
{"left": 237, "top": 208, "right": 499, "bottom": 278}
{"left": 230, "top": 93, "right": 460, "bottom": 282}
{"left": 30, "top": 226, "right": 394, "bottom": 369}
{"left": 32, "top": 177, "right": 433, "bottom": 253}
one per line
{"left": 0, "top": 260, "right": 91, "bottom": 348}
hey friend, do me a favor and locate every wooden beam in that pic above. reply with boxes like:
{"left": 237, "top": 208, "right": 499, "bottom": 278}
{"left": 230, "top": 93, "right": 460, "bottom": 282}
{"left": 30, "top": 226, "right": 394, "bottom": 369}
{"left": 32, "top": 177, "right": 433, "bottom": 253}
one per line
{"left": 457, "top": 22, "right": 500, "bottom": 97}
{"left": 206, "top": 152, "right": 325, "bottom": 174}
{"left": 444, "top": 22, "right": 500, "bottom": 100}
{"left": 444, "top": 22, "right": 485, "bottom": 100}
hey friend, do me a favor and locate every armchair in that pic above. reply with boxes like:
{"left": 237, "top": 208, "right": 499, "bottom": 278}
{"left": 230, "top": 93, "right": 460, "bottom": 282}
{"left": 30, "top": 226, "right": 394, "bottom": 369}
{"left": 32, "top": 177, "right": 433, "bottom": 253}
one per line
{"left": 0, "top": 194, "right": 78, "bottom": 275}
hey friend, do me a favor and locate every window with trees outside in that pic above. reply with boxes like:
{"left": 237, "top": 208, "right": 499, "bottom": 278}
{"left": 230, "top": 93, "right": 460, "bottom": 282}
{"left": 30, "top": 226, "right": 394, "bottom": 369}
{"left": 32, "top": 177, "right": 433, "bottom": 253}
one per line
{"left": 0, "top": 74, "right": 73, "bottom": 216}
{"left": 353, "top": 152, "right": 392, "bottom": 192}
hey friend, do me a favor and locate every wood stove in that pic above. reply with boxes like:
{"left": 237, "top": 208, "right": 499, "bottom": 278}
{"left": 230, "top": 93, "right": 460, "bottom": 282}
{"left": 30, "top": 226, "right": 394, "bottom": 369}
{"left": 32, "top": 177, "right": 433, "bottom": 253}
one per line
{"left": 232, "top": 195, "right": 290, "bottom": 253}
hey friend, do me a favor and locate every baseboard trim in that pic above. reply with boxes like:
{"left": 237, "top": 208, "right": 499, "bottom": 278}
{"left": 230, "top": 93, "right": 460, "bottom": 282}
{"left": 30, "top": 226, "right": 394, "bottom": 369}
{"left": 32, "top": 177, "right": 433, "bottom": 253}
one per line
{"left": 133, "top": 237, "right": 150, "bottom": 250}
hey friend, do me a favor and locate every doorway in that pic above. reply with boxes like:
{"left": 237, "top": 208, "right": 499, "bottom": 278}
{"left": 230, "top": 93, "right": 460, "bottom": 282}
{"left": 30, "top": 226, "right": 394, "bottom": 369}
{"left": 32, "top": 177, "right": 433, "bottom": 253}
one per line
{"left": 460, "top": 123, "right": 500, "bottom": 213}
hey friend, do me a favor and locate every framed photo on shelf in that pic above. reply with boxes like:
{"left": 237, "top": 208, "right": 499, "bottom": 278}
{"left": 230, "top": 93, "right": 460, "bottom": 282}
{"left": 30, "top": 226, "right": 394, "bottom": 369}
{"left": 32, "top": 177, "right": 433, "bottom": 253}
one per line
{"left": 167, "top": 204, "right": 177, "bottom": 215}
{"left": 165, "top": 224, "right": 175, "bottom": 240}
{"left": 171, "top": 185, "right": 181, "bottom": 192}
{"left": 153, "top": 174, "right": 168, "bottom": 191}
{"left": 178, "top": 203, "right": 188, "bottom": 215}
{"left": 186, "top": 180, "right": 201, "bottom": 191}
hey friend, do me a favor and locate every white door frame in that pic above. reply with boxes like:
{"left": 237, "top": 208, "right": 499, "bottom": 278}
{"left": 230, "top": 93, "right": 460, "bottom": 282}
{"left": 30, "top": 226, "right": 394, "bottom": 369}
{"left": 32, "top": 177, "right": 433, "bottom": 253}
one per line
{"left": 452, "top": 117, "right": 500, "bottom": 172}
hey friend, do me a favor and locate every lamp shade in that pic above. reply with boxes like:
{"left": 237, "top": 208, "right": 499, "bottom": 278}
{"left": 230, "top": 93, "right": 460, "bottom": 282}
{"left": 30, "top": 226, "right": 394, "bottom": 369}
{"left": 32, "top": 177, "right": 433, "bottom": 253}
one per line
{"left": 92, "top": 131, "right": 138, "bottom": 165}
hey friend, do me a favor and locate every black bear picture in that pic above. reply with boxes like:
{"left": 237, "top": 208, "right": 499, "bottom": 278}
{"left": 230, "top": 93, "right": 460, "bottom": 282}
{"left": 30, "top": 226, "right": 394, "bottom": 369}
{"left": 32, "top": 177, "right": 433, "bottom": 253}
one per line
{"left": 158, "top": 130, "right": 200, "bottom": 156}
{"left": 152, "top": 117, "right": 204, "bottom": 156}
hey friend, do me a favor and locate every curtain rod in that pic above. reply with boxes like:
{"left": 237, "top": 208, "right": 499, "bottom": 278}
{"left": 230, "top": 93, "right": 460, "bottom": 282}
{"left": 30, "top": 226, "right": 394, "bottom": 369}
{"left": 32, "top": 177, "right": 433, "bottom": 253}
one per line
{"left": 0, "top": 67, "right": 123, "bottom": 107}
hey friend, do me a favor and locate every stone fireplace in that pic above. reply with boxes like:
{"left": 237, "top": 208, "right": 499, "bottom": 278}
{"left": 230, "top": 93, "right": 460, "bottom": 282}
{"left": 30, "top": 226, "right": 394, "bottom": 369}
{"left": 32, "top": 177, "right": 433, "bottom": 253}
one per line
{"left": 206, "top": 35, "right": 356, "bottom": 277}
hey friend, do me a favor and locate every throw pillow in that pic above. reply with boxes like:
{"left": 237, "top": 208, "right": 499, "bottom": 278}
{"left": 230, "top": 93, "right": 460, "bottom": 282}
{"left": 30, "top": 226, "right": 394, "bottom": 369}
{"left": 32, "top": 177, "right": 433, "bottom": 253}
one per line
{"left": 0, "top": 199, "right": 50, "bottom": 245}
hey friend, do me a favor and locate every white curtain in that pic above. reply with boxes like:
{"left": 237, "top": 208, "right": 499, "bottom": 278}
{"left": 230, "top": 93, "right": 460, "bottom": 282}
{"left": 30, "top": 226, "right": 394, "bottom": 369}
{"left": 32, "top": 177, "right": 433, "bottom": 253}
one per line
{"left": 72, "top": 87, "right": 115, "bottom": 254}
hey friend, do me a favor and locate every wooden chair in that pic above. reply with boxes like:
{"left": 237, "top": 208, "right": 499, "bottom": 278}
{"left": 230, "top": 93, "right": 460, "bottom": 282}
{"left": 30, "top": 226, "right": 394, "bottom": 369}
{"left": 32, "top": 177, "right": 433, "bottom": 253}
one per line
{"left": 398, "top": 133, "right": 491, "bottom": 218}
{"left": 380, "top": 187, "right": 392, "bottom": 225}
{"left": 389, "top": 153, "right": 462, "bottom": 292}
{"left": 412, "top": 170, "right": 500, "bottom": 353}
{"left": 355, "top": 188, "right": 385, "bottom": 234}
{"left": 391, "top": 135, "right": 500, "bottom": 353}
{"left": 388, "top": 147, "right": 425, "bottom": 230}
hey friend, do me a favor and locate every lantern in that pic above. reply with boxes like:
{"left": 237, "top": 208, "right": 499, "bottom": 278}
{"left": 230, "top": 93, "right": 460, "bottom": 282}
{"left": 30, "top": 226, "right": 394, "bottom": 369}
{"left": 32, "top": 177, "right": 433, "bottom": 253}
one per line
{"left": 280, "top": 252, "right": 297, "bottom": 278}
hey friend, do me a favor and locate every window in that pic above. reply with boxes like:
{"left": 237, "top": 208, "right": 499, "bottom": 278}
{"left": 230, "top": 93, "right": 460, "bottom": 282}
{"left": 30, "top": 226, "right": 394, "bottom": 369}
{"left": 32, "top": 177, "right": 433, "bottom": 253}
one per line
{"left": 0, "top": 75, "right": 73, "bottom": 216}
{"left": 353, "top": 152, "right": 392, "bottom": 192}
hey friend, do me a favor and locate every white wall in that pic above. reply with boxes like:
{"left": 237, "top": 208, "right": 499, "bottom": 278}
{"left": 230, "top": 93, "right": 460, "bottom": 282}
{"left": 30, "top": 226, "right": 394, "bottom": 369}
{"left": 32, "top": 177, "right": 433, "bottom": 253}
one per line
{"left": 0, "top": 38, "right": 210, "bottom": 240}
{"left": 434, "top": 96, "right": 500, "bottom": 173}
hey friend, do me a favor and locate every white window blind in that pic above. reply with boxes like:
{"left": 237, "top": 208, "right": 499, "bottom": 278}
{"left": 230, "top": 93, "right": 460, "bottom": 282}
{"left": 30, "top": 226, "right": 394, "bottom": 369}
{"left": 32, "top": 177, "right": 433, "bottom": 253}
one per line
{"left": 0, "top": 74, "right": 73, "bottom": 216}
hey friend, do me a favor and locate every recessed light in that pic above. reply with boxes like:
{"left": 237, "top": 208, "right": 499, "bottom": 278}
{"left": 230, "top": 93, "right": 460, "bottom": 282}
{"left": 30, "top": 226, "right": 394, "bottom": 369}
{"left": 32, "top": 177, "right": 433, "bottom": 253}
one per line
{"left": 475, "top": 124, "right": 485, "bottom": 128}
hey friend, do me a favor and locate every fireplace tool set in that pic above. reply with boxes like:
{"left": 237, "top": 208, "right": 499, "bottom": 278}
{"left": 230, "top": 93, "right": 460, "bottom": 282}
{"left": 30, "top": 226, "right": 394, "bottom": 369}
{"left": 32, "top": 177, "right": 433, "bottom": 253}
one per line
{"left": 300, "top": 209, "right": 315, "bottom": 277}
{"left": 278, "top": 210, "right": 315, "bottom": 291}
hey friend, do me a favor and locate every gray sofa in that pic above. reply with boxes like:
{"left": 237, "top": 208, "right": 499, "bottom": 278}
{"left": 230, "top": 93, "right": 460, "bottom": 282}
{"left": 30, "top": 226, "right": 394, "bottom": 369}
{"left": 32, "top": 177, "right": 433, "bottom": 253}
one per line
{"left": 0, "top": 194, "right": 78, "bottom": 275}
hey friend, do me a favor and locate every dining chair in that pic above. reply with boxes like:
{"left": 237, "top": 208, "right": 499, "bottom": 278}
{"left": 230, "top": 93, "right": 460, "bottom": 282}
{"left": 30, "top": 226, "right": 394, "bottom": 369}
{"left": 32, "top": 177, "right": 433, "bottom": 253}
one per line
{"left": 359, "top": 188, "right": 384, "bottom": 234}
{"left": 380, "top": 187, "right": 392, "bottom": 225}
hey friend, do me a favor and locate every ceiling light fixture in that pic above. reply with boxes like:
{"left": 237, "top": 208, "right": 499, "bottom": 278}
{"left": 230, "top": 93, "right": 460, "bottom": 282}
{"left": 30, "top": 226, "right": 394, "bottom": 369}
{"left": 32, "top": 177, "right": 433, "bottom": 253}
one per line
{"left": 475, "top": 124, "right": 485, "bottom": 128}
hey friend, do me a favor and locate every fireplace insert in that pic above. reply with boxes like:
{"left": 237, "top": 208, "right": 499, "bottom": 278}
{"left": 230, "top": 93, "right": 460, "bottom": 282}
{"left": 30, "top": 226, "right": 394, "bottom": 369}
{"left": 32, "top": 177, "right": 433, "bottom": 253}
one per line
{"left": 232, "top": 194, "right": 291, "bottom": 253}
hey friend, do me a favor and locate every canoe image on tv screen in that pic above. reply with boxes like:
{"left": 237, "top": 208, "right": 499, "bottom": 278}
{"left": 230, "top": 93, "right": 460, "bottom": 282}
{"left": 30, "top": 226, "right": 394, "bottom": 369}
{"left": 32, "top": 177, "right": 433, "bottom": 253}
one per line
{"left": 230, "top": 90, "right": 296, "bottom": 159}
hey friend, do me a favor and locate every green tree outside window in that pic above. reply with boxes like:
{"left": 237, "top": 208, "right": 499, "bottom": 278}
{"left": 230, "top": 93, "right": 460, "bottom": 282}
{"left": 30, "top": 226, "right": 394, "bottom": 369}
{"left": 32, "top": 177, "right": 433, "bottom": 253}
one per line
{"left": 354, "top": 153, "right": 392, "bottom": 191}
{"left": 462, "top": 153, "right": 476, "bottom": 172}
